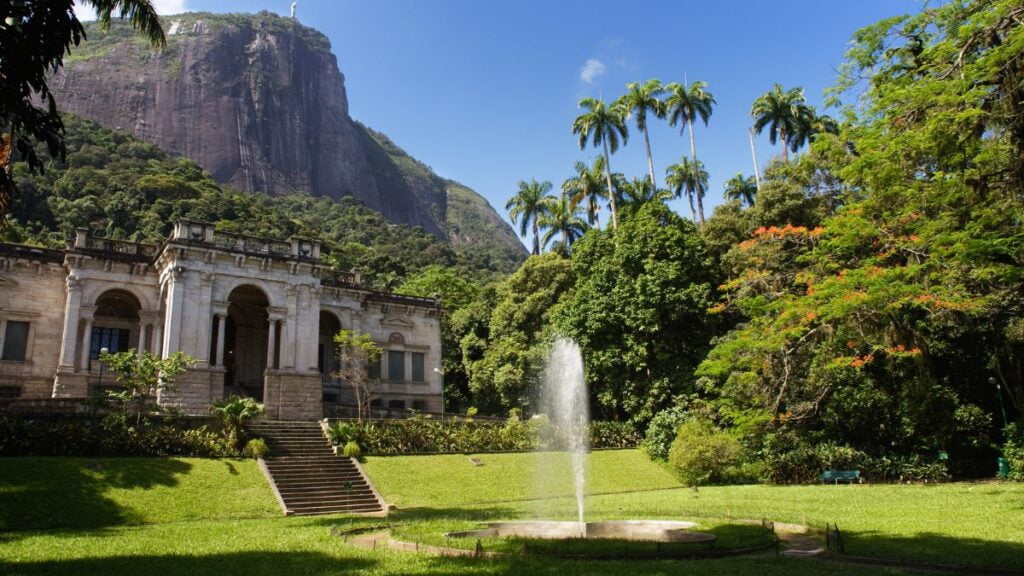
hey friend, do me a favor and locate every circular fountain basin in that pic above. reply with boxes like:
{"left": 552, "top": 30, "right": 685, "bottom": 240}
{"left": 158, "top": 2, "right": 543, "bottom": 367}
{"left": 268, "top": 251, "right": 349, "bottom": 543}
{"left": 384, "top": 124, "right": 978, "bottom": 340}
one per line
{"left": 445, "top": 520, "right": 716, "bottom": 543}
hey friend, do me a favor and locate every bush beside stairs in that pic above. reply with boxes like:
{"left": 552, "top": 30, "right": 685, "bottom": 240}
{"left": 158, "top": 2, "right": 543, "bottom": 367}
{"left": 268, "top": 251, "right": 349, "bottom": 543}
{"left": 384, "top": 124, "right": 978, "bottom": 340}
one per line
{"left": 247, "top": 420, "right": 386, "bottom": 516}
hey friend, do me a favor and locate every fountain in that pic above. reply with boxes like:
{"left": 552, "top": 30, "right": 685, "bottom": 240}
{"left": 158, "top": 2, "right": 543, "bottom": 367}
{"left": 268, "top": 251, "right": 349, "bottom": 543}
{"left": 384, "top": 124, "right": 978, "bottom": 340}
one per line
{"left": 542, "top": 338, "right": 590, "bottom": 536}
{"left": 446, "top": 337, "right": 717, "bottom": 548}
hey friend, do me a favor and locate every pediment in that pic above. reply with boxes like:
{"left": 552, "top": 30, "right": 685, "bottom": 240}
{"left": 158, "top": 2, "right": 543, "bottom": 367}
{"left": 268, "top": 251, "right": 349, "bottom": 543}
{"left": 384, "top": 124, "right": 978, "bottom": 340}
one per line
{"left": 380, "top": 314, "right": 414, "bottom": 328}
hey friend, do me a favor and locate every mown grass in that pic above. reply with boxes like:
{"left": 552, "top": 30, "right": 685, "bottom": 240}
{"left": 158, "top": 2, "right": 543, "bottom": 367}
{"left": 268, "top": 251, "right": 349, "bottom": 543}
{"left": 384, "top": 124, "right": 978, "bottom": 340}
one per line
{"left": 365, "top": 450, "right": 1024, "bottom": 571}
{"left": 363, "top": 449, "right": 679, "bottom": 508}
{"left": 1, "top": 451, "right": 1021, "bottom": 575}
{"left": 0, "top": 458, "right": 279, "bottom": 530}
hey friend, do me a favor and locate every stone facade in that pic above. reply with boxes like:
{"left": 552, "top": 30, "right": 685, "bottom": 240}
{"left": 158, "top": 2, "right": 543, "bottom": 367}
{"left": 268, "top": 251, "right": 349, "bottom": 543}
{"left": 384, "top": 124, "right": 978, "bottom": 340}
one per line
{"left": 0, "top": 221, "right": 443, "bottom": 419}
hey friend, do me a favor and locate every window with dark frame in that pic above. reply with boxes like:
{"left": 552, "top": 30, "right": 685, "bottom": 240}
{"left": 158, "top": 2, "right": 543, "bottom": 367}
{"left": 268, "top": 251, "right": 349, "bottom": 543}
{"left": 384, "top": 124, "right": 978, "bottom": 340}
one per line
{"left": 411, "top": 352, "right": 425, "bottom": 382}
{"left": 388, "top": 350, "right": 405, "bottom": 381}
{"left": 1, "top": 321, "right": 29, "bottom": 362}
{"left": 367, "top": 355, "right": 381, "bottom": 380}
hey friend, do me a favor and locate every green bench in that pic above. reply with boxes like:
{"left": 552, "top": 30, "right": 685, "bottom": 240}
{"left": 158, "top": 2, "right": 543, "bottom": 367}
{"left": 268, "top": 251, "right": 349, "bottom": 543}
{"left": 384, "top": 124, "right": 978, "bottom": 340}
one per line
{"left": 820, "top": 469, "right": 861, "bottom": 484}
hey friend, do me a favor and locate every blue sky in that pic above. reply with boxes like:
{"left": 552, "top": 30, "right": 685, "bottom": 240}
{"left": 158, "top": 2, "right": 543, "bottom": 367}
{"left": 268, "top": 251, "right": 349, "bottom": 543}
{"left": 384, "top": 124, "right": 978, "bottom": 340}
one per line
{"left": 83, "top": 0, "right": 922, "bottom": 247}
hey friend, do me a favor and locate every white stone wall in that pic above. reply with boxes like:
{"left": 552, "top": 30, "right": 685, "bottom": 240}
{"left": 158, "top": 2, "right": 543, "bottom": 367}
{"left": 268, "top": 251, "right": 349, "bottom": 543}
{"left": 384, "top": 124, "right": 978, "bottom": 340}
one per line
{"left": 0, "top": 255, "right": 67, "bottom": 398}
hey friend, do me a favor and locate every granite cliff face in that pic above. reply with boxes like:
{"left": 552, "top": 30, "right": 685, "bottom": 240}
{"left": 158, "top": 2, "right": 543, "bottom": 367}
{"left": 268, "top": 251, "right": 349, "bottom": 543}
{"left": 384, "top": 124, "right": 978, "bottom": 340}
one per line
{"left": 51, "top": 12, "right": 525, "bottom": 263}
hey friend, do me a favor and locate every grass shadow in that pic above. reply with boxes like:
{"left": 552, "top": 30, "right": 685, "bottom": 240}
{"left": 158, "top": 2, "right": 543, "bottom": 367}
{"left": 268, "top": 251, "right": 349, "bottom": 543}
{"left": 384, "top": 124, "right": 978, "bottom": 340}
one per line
{"left": 840, "top": 529, "right": 1024, "bottom": 573}
{"left": 0, "top": 551, "right": 376, "bottom": 576}
{"left": 0, "top": 457, "right": 192, "bottom": 532}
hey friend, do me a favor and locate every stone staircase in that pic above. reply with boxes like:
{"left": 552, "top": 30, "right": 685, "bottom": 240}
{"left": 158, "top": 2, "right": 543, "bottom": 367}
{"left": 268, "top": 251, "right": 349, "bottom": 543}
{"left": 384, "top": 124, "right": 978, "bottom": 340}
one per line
{"left": 247, "top": 420, "right": 385, "bottom": 516}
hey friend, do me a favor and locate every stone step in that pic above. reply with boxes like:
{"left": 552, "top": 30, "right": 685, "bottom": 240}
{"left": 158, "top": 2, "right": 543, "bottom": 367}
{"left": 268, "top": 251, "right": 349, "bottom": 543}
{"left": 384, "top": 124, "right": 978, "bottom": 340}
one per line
{"left": 272, "top": 475, "right": 366, "bottom": 485}
{"left": 290, "top": 500, "right": 385, "bottom": 512}
{"left": 284, "top": 495, "right": 380, "bottom": 508}
{"left": 268, "top": 468, "right": 361, "bottom": 476}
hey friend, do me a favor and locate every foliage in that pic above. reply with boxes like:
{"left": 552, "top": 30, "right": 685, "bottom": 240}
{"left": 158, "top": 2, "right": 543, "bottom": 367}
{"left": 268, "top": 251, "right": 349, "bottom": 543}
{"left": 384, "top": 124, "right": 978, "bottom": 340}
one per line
{"left": 642, "top": 403, "right": 690, "bottom": 460}
{"left": 572, "top": 96, "right": 628, "bottom": 228}
{"left": 664, "top": 80, "right": 715, "bottom": 224}
{"left": 555, "top": 202, "right": 719, "bottom": 425}
{"left": 333, "top": 330, "right": 383, "bottom": 422}
{"left": 668, "top": 419, "right": 741, "bottom": 486}
{"left": 462, "top": 253, "right": 574, "bottom": 414}
{"left": 2, "top": 114, "right": 514, "bottom": 290}
{"left": 342, "top": 440, "right": 362, "bottom": 459}
{"left": 1004, "top": 423, "right": 1024, "bottom": 481}
{"left": 210, "top": 396, "right": 265, "bottom": 450}
{"left": 324, "top": 414, "right": 638, "bottom": 455}
{"left": 243, "top": 438, "right": 268, "bottom": 459}
{"left": 101, "top": 350, "right": 194, "bottom": 428}
{"left": 0, "top": 415, "right": 232, "bottom": 457}
{"left": 0, "top": 0, "right": 164, "bottom": 221}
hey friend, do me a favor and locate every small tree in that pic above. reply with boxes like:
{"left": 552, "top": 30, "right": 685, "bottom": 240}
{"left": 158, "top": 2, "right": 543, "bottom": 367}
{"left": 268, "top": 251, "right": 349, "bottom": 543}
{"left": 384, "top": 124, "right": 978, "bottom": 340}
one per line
{"left": 333, "top": 330, "right": 382, "bottom": 422}
{"left": 211, "top": 395, "right": 265, "bottom": 450}
{"left": 101, "top": 350, "right": 195, "bottom": 427}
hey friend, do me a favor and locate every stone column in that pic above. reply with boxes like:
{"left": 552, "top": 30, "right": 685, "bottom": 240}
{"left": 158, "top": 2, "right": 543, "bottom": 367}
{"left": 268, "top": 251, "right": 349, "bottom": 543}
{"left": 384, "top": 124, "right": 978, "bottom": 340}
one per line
{"left": 137, "top": 323, "right": 148, "bottom": 355}
{"left": 79, "top": 317, "right": 94, "bottom": 372}
{"left": 214, "top": 313, "right": 226, "bottom": 367}
{"left": 57, "top": 278, "right": 84, "bottom": 370}
{"left": 153, "top": 322, "right": 164, "bottom": 358}
{"left": 162, "top": 268, "right": 186, "bottom": 357}
{"left": 266, "top": 318, "right": 278, "bottom": 370}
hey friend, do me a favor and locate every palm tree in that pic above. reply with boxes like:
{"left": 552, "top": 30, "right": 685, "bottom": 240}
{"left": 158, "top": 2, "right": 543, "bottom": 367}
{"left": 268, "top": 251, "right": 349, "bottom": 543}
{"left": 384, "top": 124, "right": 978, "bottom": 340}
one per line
{"left": 539, "top": 195, "right": 588, "bottom": 256}
{"left": 665, "top": 81, "right": 715, "bottom": 226}
{"left": 751, "top": 84, "right": 810, "bottom": 163}
{"left": 562, "top": 157, "right": 608, "bottom": 228}
{"left": 617, "top": 177, "right": 671, "bottom": 211}
{"left": 506, "top": 179, "right": 555, "bottom": 256}
{"left": 617, "top": 79, "right": 665, "bottom": 189}
{"left": 724, "top": 173, "right": 758, "bottom": 206}
{"left": 788, "top": 109, "right": 840, "bottom": 152}
{"left": 665, "top": 157, "right": 708, "bottom": 223}
{"left": 572, "top": 97, "right": 628, "bottom": 229}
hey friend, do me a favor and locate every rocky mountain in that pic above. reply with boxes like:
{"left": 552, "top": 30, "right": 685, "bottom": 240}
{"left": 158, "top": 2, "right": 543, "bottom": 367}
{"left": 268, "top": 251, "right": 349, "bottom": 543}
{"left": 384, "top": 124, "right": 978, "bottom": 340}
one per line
{"left": 50, "top": 11, "right": 525, "bottom": 264}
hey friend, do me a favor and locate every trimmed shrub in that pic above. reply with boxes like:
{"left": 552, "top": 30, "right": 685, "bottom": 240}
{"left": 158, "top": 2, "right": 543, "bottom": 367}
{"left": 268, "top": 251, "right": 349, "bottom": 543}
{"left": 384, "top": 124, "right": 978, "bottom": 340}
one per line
{"left": 243, "top": 438, "right": 268, "bottom": 459}
{"left": 668, "top": 420, "right": 741, "bottom": 486}
{"left": 1005, "top": 423, "right": 1024, "bottom": 481}
{"left": 590, "top": 420, "right": 640, "bottom": 449}
{"left": 342, "top": 440, "right": 362, "bottom": 459}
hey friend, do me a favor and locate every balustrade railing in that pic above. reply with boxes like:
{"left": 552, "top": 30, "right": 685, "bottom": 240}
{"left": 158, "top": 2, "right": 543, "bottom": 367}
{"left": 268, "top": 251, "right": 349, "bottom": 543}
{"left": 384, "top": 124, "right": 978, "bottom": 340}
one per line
{"left": 314, "top": 268, "right": 358, "bottom": 288}
{"left": 80, "top": 237, "right": 158, "bottom": 262}
{"left": 209, "top": 231, "right": 291, "bottom": 257}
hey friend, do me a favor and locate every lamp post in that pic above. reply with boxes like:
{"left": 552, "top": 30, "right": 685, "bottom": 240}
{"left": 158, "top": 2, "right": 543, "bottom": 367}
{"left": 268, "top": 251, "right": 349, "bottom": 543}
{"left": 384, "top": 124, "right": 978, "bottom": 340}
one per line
{"left": 433, "top": 367, "right": 445, "bottom": 424}
{"left": 992, "top": 376, "right": 1011, "bottom": 479}
{"left": 992, "top": 377, "right": 1009, "bottom": 431}
{"left": 97, "top": 347, "right": 109, "bottom": 389}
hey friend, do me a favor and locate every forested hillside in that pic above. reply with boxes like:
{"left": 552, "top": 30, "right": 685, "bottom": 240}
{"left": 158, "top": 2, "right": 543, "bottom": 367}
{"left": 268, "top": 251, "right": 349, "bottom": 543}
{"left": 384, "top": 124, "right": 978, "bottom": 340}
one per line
{"left": 1, "top": 115, "right": 509, "bottom": 289}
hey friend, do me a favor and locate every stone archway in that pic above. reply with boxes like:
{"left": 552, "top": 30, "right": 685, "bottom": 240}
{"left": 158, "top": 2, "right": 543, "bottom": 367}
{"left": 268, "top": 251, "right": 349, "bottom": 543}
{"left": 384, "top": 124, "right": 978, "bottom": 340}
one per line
{"left": 89, "top": 289, "right": 142, "bottom": 370}
{"left": 318, "top": 311, "right": 342, "bottom": 401}
{"left": 225, "top": 285, "right": 269, "bottom": 400}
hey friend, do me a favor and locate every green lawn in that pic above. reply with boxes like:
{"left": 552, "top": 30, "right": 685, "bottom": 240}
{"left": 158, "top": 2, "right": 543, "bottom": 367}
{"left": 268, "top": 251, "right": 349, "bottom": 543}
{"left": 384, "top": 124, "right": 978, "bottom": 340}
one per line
{"left": 1, "top": 451, "right": 1021, "bottom": 575}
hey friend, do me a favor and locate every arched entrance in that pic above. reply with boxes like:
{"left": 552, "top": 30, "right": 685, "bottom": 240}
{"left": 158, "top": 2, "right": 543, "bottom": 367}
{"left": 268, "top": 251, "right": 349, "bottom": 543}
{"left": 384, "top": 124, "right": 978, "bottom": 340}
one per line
{"left": 318, "top": 311, "right": 342, "bottom": 401}
{"left": 224, "top": 285, "right": 269, "bottom": 400}
{"left": 89, "top": 289, "right": 142, "bottom": 370}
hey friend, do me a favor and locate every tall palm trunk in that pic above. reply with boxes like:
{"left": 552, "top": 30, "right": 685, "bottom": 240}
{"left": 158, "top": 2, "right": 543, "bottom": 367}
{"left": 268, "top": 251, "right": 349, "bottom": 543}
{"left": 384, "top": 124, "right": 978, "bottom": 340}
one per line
{"left": 780, "top": 127, "right": 789, "bottom": 162}
{"left": 686, "top": 119, "right": 704, "bottom": 226}
{"left": 687, "top": 191, "right": 696, "bottom": 223}
{"left": 643, "top": 126, "right": 657, "bottom": 190}
{"left": 531, "top": 218, "right": 540, "bottom": 255}
{"left": 602, "top": 139, "right": 619, "bottom": 229}
{"left": 749, "top": 127, "right": 762, "bottom": 191}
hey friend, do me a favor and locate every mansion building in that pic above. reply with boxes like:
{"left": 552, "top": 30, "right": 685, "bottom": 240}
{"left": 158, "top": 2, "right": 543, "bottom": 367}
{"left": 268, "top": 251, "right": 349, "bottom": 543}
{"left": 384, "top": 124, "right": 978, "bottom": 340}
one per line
{"left": 0, "top": 220, "right": 443, "bottom": 420}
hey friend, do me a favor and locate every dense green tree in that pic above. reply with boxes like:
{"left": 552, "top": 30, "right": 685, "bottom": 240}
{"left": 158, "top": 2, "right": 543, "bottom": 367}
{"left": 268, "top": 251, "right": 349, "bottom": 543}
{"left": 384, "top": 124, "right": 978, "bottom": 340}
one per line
{"left": 562, "top": 157, "right": 607, "bottom": 228}
{"left": 463, "top": 253, "right": 574, "bottom": 414}
{"left": 617, "top": 79, "right": 665, "bottom": 189}
{"left": 700, "top": 0, "right": 1024, "bottom": 478}
{"left": 397, "top": 266, "right": 481, "bottom": 412}
{"left": 554, "top": 202, "right": 719, "bottom": 425}
{"left": 572, "top": 97, "right": 628, "bottom": 229}
{"left": 506, "top": 178, "right": 554, "bottom": 256}
{"left": 665, "top": 81, "right": 715, "bottom": 225}
{"left": 665, "top": 157, "right": 708, "bottom": 223}
{"left": 1, "top": 0, "right": 165, "bottom": 221}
